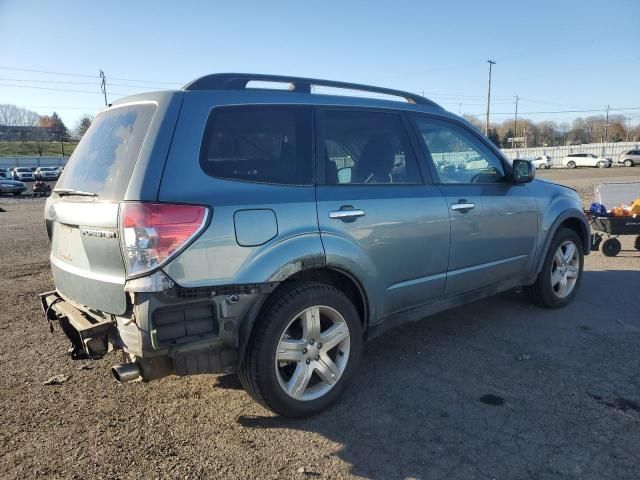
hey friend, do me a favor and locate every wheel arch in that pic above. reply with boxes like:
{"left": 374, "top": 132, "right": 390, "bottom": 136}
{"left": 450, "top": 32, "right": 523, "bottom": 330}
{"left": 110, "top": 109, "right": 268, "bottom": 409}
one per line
{"left": 535, "top": 210, "right": 590, "bottom": 274}
{"left": 237, "top": 266, "right": 369, "bottom": 369}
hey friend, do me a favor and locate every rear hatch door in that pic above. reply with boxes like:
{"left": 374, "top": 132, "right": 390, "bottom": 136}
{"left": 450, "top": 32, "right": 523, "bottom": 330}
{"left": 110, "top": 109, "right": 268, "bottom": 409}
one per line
{"left": 46, "top": 98, "right": 176, "bottom": 314}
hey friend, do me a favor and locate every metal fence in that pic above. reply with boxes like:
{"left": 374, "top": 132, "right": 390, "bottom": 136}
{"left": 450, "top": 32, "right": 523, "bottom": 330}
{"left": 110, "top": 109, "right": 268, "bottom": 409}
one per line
{"left": 501, "top": 142, "right": 639, "bottom": 161}
{"left": 0, "top": 156, "right": 68, "bottom": 168}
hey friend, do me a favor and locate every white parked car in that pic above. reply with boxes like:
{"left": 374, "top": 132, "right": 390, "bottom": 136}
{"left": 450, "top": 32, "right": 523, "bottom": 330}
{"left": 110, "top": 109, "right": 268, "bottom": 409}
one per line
{"left": 531, "top": 155, "right": 553, "bottom": 169}
{"left": 35, "top": 166, "right": 59, "bottom": 181}
{"left": 11, "top": 167, "right": 36, "bottom": 181}
{"left": 561, "top": 153, "right": 612, "bottom": 169}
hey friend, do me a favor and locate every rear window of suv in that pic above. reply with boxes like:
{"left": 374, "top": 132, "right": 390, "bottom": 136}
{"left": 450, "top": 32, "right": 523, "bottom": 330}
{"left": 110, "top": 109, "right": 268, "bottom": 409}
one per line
{"left": 200, "top": 106, "right": 312, "bottom": 185}
{"left": 56, "top": 103, "right": 156, "bottom": 200}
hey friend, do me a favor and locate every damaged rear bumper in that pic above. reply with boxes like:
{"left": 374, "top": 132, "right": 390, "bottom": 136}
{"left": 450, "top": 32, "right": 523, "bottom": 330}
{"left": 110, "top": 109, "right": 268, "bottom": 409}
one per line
{"left": 40, "top": 290, "right": 114, "bottom": 359}
{"left": 39, "top": 284, "right": 269, "bottom": 381}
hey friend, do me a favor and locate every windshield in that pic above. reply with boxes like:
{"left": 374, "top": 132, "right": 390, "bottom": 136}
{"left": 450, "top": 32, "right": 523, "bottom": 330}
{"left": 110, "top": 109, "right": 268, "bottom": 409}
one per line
{"left": 56, "top": 103, "right": 156, "bottom": 200}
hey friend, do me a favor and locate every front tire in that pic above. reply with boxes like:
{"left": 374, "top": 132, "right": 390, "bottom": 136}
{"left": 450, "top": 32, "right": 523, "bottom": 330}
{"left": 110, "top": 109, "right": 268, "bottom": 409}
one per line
{"left": 239, "top": 281, "right": 362, "bottom": 417}
{"left": 567, "top": 161, "right": 576, "bottom": 169}
{"left": 624, "top": 159, "right": 633, "bottom": 167}
{"left": 526, "top": 228, "right": 584, "bottom": 308}
{"left": 597, "top": 161, "right": 606, "bottom": 168}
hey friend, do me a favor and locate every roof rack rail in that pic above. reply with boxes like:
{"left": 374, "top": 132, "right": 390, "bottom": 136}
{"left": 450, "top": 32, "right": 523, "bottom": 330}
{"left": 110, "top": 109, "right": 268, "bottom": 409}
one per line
{"left": 182, "top": 73, "right": 439, "bottom": 107}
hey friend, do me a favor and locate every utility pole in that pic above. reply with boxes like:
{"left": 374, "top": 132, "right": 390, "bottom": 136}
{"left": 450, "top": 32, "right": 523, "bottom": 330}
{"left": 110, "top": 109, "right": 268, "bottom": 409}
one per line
{"left": 485, "top": 59, "right": 496, "bottom": 136}
{"left": 604, "top": 105, "right": 610, "bottom": 143}
{"left": 514, "top": 95, "right": 519, "bottom": 139}
{"left": 100, "top": 69, "right": 108, "bottom": 106}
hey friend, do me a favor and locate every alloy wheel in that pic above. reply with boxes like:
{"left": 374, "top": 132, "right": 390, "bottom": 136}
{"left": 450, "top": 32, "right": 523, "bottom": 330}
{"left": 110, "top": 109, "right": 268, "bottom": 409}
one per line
{"left": 550, "top": 240, "right": 579, "bottom": 298}
{"left": 275, "top": 305, "right": 351, "bottom": 401}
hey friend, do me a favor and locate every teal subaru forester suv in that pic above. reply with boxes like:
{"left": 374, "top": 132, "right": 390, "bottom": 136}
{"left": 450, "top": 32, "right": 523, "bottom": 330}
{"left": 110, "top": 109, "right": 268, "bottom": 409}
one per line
{"left": 40, "top": 73, "right": 589, "bottom": 417}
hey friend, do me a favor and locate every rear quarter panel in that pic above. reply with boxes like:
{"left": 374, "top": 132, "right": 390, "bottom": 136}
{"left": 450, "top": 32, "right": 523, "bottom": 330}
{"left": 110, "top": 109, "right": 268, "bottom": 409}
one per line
{"left": 158, "top": 91, "right": 323, "bottom": 287}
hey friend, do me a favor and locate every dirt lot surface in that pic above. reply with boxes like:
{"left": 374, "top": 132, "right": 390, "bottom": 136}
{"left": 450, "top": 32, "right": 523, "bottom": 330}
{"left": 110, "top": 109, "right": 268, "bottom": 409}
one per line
{"left": 1, "top": 168, "right": 639, "bottom": 480}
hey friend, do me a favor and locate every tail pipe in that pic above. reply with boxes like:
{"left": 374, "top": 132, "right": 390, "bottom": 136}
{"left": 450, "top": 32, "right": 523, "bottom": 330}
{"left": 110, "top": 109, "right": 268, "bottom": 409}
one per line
{"left": 111, "top": 362, "right": 141, "bottom": 383}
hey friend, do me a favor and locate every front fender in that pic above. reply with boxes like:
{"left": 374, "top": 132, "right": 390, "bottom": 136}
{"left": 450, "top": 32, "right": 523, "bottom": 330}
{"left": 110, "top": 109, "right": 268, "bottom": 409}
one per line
{"left": 534, "top": 201, "right": 590, "bottom": 273}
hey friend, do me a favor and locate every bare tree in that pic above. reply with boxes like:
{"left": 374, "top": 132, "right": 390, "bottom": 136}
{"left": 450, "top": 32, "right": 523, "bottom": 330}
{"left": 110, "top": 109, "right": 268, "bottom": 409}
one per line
{"left": 74, "top": 114, "right": 94, "bottom": 140}
{"left": 0, "top": 104, "right": 39, "bottom": 126}
{"left": 461, "top": 113, "right": 483, "bottom": 132}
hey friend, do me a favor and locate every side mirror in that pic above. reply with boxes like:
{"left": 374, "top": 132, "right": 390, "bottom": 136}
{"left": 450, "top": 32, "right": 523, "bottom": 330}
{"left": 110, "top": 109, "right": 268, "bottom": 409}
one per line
{"left": 512, "top": 159, "right": 535, "bottom": 184}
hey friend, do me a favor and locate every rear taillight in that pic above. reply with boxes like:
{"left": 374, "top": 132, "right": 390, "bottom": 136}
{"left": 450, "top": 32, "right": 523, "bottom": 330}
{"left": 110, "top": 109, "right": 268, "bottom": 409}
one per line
{"left": 119, "top": 203, "right": 208, "bottom": 278}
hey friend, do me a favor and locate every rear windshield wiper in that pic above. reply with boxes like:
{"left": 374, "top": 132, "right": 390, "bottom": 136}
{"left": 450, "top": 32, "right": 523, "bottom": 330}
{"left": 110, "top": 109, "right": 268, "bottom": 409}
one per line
{"left": 54, "top": 188, "right": 98, "bottom": 198}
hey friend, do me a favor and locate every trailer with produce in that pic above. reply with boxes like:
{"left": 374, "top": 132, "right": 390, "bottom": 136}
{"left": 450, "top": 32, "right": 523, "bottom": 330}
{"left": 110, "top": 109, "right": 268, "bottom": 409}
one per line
{"left": 586, "top": 182, "right": 640, "bottom": 257}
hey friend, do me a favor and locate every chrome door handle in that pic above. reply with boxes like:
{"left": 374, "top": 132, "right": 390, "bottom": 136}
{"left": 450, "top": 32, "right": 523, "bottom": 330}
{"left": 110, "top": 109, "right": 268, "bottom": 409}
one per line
{"left": 329, "top": 209, "right": 366, "bottom": 220}
{"left": 451, "top": 203, "right": 475, "bottom": 211}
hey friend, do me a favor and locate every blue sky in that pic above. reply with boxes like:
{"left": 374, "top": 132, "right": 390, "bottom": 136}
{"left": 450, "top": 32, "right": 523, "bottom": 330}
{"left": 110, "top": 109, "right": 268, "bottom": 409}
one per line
{"left": 1, "top": 0, "right": 638, "bottom": 129}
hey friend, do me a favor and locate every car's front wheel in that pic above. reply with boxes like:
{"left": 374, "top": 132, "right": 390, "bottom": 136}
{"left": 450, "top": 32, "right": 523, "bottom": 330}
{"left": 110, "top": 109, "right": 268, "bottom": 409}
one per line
{"left": 597, "top": 161, "right": 606, "bottom": 168}
{"left": 526, "top": 228, "right": 584, "bottom": 308}
{"left": 239, "top": 281, "right": 362, "bottom": 417}
{"left": 567, "top": 161, "right": 576, "bottom": 169}
{"left": 624, "top": 159, "right": 633, "bottom": 167}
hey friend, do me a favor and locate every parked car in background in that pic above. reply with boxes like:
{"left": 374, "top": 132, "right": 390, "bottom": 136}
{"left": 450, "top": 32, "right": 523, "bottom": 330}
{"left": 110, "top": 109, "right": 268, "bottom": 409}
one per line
{"left": 0, "top": 168, "right": 11, "bottom": 179}
{"left": 12, "top": 167, "right": 36, "bottom": 181}
{"left": 35, "top": 166, "right": 59, "bottom": 181}
{"left": 561, "top": 153, "right": 612, "bottom": 169}
{"left": 532, "top": 155, "right": 553, "bottom": 169}
{"left": 618, "top": 149, "right": 640, "bottom": 167}
{"left": 56, "top": 166, "right": 64, "bottom": 175}
{"left": 40, "top": 73, "right": 590, "bottom": 417}
{"left": 0, "top": 177, "right": 27, "bottom": 196}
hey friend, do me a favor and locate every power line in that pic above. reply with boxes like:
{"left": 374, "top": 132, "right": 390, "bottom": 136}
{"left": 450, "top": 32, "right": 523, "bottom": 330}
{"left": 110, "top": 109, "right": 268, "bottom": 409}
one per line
{"left": 4, "top": 105, "right": 102, "bottom": 110}
{"left": 465, "top": 107, "right": 640, "bottom": 116}
{"left": 0, "top": 76, "right": 172, "bottom": 89}
{"left": 518, "top": 97, "right": 605, "bottom": 109}
{"left": 0, "top": 82, "right": 136, "bottom": 96}
{"left": 0, "top": 65, "right": 181, "bottom": 86}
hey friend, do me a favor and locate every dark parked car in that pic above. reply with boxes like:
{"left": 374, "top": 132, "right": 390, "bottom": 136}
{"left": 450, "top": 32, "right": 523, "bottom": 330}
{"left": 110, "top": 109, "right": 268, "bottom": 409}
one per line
{"left": 41, "top": 73, "right": 590, "bottom": 417}
{"left": 0, "top": 177, "right": 27, "bottom": 196}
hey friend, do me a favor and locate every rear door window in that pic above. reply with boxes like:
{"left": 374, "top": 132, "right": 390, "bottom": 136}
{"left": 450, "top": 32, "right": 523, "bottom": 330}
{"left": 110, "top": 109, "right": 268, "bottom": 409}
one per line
{"left": 321, "top": 110, "right": 422, "bottom": 185}
{"left": 200, "top": 106, "right": 313, "bottom": 185}
{"left": 56, "top": 103, "right": 156, "bottom": 200}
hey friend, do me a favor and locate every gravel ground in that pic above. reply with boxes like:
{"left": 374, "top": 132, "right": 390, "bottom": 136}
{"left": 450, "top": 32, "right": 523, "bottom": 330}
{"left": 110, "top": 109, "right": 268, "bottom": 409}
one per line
{"left": 1, "top": 168, "right": 639, "bottom": 480}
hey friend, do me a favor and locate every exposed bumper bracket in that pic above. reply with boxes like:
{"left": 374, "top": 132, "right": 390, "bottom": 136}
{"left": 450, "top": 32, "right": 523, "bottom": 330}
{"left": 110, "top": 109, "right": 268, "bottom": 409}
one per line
{"left": 39, "top": 291, "right": 114, "bottom": 359}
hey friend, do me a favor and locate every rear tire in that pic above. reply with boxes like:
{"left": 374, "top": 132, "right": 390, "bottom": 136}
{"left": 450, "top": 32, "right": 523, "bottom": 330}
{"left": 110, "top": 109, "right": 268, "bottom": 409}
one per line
{"left": 567, "top": 161, "right": 576, "bottom": 169}
{"left": 601, "top": 238, "right": 621, "bottom": 257}
{"left": 526, "top": 228, "right": 584, "bottom": 308}
{"left": 239, "top": 281, "right": 362, "bottom": 418}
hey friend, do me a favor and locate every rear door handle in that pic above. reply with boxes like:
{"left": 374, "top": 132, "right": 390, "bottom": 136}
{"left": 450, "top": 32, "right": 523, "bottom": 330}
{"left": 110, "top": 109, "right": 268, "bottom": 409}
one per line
{"left": 329, "top": 209, "right": 366, "bottom": 220}
{"left": 451, "top": 202, "right": 475, "bottom": 211}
